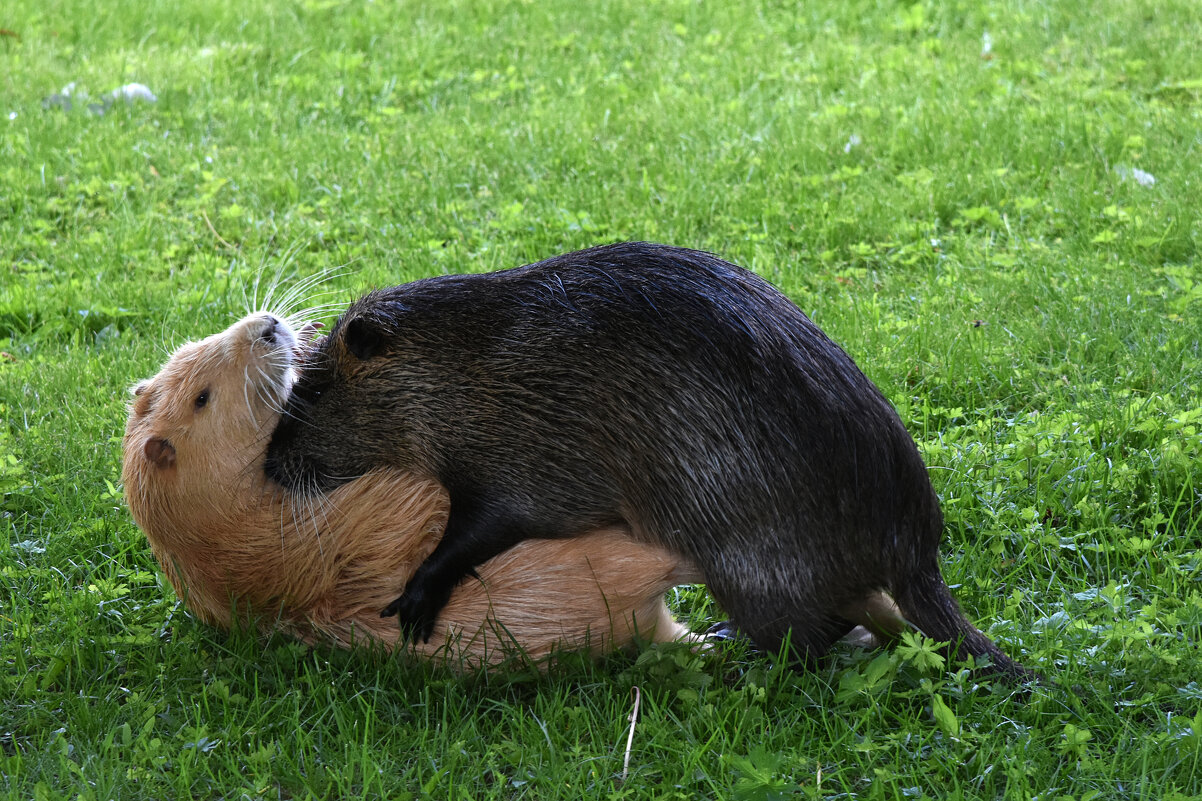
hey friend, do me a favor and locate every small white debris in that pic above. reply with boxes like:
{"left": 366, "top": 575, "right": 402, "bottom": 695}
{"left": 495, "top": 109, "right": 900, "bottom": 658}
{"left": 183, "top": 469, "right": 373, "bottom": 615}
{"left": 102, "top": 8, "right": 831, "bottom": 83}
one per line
{"left": 1116, "top": 164, "right": 1156, "bottom": 187}
{"left": 1131, "top": 167, "right": 1155, "bottom": 186}
{"left": 42, "top": 81, "right": 87, "bottom": 110}
{"left": 843, "top": 133, "right": 862, "bottom": 154}
{"left": 43, "top": 81, "right": 156, "bottom": 113}
{"left": 111, "top": 83, "right": 157, "bottom": 103}
{"left": 981, "top": 32, "right": 993, "bottom": 59}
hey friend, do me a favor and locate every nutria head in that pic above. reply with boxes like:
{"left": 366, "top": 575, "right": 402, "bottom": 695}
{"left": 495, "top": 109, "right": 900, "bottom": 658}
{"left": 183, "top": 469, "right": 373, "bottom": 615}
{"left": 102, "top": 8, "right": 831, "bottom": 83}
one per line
{"left": 122, "top": 312, "right": 316, "bottom": 537}
{"left": 264, "top": 291, "right": 422, "bottom": 494}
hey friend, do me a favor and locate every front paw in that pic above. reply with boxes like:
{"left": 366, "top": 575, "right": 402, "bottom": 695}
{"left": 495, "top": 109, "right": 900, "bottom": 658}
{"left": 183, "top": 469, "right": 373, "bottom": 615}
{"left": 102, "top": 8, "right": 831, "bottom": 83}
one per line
{"left": 381, "top": 584, "right": 447, "bottom": 643}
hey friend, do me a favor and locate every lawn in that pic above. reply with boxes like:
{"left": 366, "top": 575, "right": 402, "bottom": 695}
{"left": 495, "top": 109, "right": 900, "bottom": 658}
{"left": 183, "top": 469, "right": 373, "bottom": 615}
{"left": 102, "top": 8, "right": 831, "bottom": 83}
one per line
{"left": 2, "top": 0, "right": 1200, "bottom": 798}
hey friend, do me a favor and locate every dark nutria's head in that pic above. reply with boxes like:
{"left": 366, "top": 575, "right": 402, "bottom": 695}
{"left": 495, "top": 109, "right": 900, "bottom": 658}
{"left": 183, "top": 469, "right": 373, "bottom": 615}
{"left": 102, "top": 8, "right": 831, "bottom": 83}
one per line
{"left": 264, "top": 291, "right": 419, "bottom": 494}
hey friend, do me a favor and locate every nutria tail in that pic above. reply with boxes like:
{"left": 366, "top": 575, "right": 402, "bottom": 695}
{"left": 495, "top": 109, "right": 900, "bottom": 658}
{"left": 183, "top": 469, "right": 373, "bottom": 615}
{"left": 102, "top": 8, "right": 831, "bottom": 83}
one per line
{"left": 893, "top": 566, "right": 1036, "bottom": 682}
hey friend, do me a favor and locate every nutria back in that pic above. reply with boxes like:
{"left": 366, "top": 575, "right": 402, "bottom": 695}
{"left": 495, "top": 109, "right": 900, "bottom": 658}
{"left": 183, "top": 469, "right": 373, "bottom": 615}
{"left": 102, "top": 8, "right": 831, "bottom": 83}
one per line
{"left": 266, "top": 241, "right": 1030, "bottom": 678}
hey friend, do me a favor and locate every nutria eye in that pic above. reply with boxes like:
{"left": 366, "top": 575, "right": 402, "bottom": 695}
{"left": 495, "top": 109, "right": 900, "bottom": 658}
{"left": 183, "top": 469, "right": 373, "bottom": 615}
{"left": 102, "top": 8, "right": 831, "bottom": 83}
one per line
{"left": 195, "top": 389, "right": 210, "bottom": 410}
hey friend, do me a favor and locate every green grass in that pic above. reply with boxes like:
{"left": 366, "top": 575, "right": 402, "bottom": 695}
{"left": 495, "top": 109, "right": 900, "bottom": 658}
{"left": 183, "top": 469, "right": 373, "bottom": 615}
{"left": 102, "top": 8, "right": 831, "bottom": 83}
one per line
{"left": 2, "top": 0, "right": 1201, "bottom": 798}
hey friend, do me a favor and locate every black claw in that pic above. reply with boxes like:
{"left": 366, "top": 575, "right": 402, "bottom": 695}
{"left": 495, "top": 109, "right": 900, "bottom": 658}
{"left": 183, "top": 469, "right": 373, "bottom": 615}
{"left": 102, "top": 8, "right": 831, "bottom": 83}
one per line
{"left": 410, "top": 617, "right": 435, "bottom": 643}
{"left": 381, "top": 590, "right": 441, "bottom": 643}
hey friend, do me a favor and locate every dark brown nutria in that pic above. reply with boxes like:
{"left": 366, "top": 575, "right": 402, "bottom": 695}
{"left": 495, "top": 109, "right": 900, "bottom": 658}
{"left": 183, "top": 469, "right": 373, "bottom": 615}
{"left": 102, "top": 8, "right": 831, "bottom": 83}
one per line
{"left": 265, "top": 241, "right": 1031, "bottom": 679}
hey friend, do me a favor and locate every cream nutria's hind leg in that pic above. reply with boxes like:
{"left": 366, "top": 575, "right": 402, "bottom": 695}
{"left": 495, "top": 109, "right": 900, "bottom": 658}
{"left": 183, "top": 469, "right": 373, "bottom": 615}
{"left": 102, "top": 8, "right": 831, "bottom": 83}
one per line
{"left": 839, "top": 590, "right": 908, "bottom": 643}
{"left": 648, "top": 599, "right": 700, "bottom": 644}
{"left": 612, "top": 596, "right": 696, "bottom": 647}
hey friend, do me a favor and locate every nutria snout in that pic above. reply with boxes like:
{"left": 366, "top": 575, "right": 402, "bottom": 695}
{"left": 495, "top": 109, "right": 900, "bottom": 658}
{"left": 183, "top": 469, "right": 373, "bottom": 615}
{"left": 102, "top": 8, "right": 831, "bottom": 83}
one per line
{"left": 262, "top": 424, "right": 332, "bottom": 495}
{"left": 265, "top": 241, "right": 1033, "bottom": 679}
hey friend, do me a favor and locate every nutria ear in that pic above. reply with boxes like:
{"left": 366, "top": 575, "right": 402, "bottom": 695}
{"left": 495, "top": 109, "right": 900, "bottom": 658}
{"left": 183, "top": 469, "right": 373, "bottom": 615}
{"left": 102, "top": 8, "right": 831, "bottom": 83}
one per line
{"left": 131, "top": 380, "right": 150, "bottom": 397}
{"left": 344, "top": 317, "right": 384, "bottom": 361}
{"left": 143, "top": 436, "right": 176, "bottom": 469}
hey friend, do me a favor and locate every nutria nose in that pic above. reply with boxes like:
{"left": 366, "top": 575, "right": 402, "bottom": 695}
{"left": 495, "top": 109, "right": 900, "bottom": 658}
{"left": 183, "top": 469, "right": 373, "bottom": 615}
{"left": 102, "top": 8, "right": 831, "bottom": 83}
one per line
{"left": 259, "top": 316, "right": 280, "bottom": 343}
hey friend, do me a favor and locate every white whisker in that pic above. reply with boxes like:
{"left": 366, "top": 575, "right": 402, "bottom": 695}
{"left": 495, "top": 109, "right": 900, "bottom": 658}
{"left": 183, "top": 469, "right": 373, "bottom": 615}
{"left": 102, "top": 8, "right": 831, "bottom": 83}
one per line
{"left": 268, "top": 265, "right": 346, "bottom": 319}
{"left": 242, "top": 363, "right": 254, "bottom": 422}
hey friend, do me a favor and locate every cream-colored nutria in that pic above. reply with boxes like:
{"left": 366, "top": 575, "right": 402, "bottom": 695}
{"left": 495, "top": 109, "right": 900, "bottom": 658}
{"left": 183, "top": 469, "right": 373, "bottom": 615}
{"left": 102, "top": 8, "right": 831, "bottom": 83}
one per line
{"left": 122, "top": 311, "right": 701, "bottom": 668}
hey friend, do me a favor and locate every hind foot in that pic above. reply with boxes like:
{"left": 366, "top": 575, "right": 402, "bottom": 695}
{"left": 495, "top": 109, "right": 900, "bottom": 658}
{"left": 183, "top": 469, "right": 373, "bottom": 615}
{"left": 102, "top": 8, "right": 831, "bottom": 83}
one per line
{"left": 840, "top": 625, "right": 885, "bottom": 650}
{"left": 704, "top": 620, "right": 758, "bottom": 647}
{"left": 705, "top": 620, "right": 740, "bottom": 640}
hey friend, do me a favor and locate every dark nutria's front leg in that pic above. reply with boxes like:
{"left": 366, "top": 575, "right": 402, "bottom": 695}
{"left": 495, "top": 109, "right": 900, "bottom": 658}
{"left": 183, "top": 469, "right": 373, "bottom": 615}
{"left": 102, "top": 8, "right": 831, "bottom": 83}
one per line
{"left": 382, "top": 494, "right": 532, "bottom": 643}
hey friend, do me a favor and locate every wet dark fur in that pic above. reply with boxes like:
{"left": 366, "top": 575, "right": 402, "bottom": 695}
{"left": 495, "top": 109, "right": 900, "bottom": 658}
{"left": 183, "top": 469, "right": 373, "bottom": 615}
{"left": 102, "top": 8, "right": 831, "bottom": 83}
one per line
{"left": 266, "top": 241, "right": 1030, "bottom": 678}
